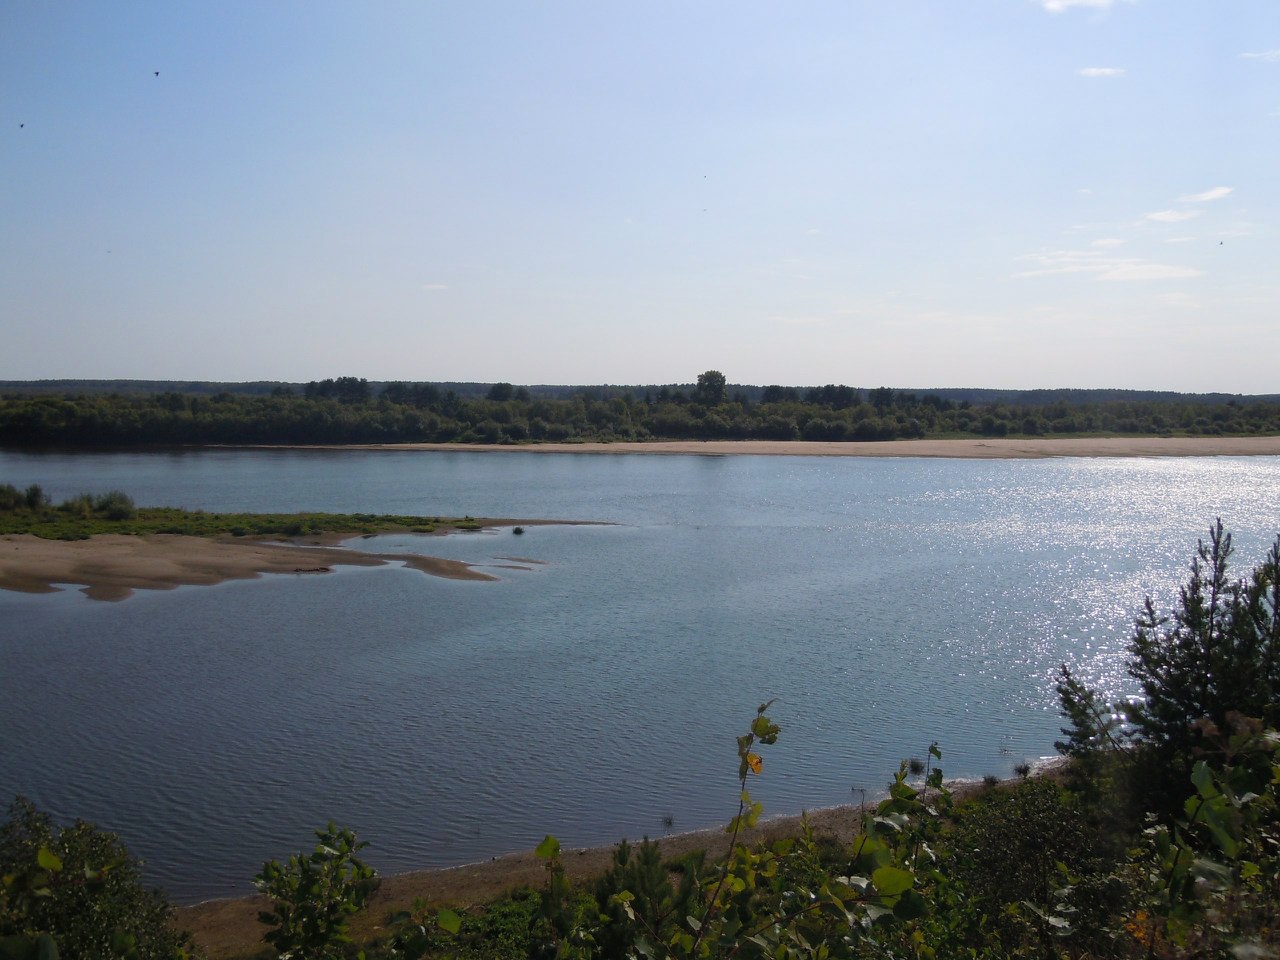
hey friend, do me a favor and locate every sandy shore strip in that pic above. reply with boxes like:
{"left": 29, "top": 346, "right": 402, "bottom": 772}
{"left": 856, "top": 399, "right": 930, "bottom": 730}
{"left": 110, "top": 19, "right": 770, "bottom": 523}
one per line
{"left": 177, "top": 807, "right": 866, "bottom": 959}
{"left": 175, "top": 770, "right": 1028, "bottom": 960}
{"left": 263, "top": 436, "right": 1280, "bottom": 459}
{"left": 0, "top": 524, "right": 555, "bottom": 601}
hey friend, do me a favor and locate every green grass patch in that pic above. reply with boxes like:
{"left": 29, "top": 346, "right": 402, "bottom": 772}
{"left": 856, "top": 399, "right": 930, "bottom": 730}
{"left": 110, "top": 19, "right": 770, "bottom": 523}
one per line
{"left": 0, "top": 502, "right": 491, "bottom": 542}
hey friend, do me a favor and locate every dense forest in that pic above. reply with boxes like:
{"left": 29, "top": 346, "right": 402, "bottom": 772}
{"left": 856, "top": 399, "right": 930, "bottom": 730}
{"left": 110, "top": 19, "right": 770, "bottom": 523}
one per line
{"left": 3, "top": 373, "right": 1280, "bottom": 447}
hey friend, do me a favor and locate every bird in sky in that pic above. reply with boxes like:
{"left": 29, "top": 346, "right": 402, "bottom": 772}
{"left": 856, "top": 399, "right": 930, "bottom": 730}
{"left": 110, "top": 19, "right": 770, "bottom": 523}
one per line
{"left": 154, "top": 71, "right": 159, "bottom": 77}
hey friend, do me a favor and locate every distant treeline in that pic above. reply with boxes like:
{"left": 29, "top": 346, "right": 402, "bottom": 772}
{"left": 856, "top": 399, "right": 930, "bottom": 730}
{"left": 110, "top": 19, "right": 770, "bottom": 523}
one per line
{"left": 3, "top": 373, "right": 1280, "bottom": 447}
{"left": 3, "top": 377, "right": 1275, "bottom": 406}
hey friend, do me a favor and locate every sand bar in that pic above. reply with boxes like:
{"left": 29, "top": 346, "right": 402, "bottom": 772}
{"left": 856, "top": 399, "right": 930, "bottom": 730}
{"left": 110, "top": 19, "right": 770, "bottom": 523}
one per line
{"left": 270, "top": 436, "right": 1280, "bottom": 459}
{"left": 0, "top": 525, "right": 554, "bottom": 601}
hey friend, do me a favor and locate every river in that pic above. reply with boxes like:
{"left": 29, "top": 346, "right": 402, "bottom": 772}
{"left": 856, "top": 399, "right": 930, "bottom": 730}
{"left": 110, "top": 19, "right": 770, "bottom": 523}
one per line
{"left": 1, "top": 448, "right": 1277, "bottom": 902}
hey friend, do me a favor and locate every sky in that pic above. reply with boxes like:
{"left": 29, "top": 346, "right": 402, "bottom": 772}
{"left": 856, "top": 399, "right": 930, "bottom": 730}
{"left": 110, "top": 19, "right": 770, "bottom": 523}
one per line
{"left": 1, "top": 1, "right": 1277, "bottom": 392}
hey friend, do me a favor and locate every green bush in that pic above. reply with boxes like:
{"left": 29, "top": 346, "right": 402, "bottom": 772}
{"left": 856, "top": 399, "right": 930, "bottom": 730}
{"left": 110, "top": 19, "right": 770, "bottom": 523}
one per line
{"left": 0, "top": 484, "right": 23, "bottom": 512}
{"left": 254, "top": 823, "right": 378, "bottom": 960}
{"left": 0, "top": 797, "right": 192, "bottom": 959}
{"left": 93, "top": 491, "right": 137, "bottom": 521}
{"left": 22, "top": 485, "right": 48, "bottom": 511}
{"left": 1061, "top": 521, "right": 1280, "bottom": 812}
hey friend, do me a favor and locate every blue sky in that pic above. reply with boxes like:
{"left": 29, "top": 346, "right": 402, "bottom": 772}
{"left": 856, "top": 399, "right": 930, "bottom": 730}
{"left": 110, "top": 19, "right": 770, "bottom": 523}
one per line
{"left": 2, "top": 1, "right": 1277, "bottom": 391}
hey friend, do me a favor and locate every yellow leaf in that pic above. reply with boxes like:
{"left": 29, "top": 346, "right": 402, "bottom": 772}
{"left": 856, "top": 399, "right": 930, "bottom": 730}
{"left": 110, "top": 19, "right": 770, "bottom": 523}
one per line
{"left": 746, "top": 753, "right": 763, "bottom": 775}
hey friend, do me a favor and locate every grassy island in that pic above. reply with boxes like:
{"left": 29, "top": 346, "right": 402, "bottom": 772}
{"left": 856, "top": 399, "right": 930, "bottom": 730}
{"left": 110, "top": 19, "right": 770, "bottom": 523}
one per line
{"left": 0, "top": 482, "right": 501, "bottom": 541}
{"left": 0, "top": 483, "right": 562, "bottom": 600}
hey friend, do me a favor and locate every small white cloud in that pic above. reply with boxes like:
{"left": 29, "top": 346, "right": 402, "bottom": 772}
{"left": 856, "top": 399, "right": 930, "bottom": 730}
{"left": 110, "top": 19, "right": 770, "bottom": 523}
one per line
{"left": 1240, "top": 50, "right": 1280, "bottom": 61}
{"left": 1178, "top": 186, "right": 1233, "bottom": 202}
{"left": 1145, "top": 209, "right": 1200, "bottom": 223}
{"left": 421, "top": 283, "right": 449, "bottom": 291}
{"left": 1079, "top": 67, "right": 1125, "bottom": 77}
{"left": 1077, "top": 187, "right": 1093, "bottom": 195}
{"left": 1092, "top": 238, "right": 1124, "bottom": 247}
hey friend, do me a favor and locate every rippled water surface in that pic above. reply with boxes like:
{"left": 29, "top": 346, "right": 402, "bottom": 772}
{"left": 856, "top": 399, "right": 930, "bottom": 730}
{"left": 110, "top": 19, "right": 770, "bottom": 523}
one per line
{"left": 1, "top": 449, "right": 1278, "bottom": 902}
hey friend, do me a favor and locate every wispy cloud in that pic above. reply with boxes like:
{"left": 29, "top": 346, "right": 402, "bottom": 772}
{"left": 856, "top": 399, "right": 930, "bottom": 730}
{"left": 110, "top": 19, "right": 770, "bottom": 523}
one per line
{"left": 1099, "top": 263, "right": 1202, "bottom": 281}
{"left": 1041, "top": 0, "right": 1122, "bottom": 12}
{"left": 1079, "top": 67, "right": 1125, "bottom": 77}
{"left": 1178, "top": 186, "right": 1233, "bottom": 202}
{"left": 1164, "top": 237, "right": 1196, "bottom": 244}
{"left": 1014, "top": 249, "right": 1202, "bottom": 282}
{"left": 1092, "top": 238, "right": 1125, "bottom": 247}
{"left": 420, "top": 283, "right": 449, "bottom": 291}
{"left": 1145, "top": 209, "right": 1200, "bottom": 223}
{"left": 1240, "top": 50, "right": 1280, "bottom": 61}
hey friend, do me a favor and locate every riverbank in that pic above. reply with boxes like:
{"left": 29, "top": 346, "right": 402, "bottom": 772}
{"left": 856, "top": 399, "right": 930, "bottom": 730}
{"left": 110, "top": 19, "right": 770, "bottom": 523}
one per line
{"left": 174, "top": 790, "right": 946, "bottom": 959}
{"left": 276, "top": 436, "right": 1280, "bottom": 459}
{"left": 0, "top": 521, "right": 558, "bottom": 600}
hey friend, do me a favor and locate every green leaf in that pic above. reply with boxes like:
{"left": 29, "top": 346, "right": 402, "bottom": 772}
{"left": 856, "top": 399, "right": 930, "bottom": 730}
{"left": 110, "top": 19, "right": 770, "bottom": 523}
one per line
{"left": 893, "top": 888, "right": 928, "bottom": 920}
{"left": 436, "top": 908, "right": 462, "bottom": 935}
{"left": 871, "top": 865, "right": 914, "bottom": 897}
{"left": 1191, "top": 761, "right": 1217, "bottom": 800}
{"left": 534, "top": 835, "right": 560, "bottom": 859}
{"left": 36, "top": 847, "right": 62, "bottom": 872}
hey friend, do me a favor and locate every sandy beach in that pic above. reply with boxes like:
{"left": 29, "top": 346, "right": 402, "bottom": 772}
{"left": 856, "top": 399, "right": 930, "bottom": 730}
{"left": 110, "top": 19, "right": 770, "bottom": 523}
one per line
{"left": 0, "top": 528, "right": 546, "bottom": 601}
{"left": 303, "top": 436, "right": 1280, "bottom": 459}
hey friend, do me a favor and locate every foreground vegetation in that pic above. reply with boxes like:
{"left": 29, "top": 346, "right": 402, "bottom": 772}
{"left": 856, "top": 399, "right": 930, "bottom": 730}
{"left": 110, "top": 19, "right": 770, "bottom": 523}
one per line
{"left": 4, "top": 522, "right": 1278, "bottom": 958}
{"left": 4, "top": 372, "right": 1280, "bottom": 447}
{"left": 0, "top": 483, "right": 485, "bottom": 540}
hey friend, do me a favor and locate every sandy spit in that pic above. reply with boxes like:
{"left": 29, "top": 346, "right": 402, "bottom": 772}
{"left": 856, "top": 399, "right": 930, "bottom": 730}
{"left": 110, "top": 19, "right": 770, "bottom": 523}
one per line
{"left": 0, "top": 526, "right": 550, "bottom": 601}
{"left": 257, "top": 436, "right": 1280, "bottom": 459}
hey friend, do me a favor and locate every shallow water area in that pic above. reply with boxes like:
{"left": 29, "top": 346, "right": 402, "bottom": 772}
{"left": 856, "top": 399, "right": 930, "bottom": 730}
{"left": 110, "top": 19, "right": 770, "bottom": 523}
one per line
{"left": 2, "top": 448, "right": 1279, "bottom": 902}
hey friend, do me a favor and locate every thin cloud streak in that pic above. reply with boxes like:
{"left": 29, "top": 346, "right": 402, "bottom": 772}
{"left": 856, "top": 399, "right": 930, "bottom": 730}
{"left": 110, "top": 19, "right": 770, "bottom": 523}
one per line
{"left": 1014, "top": 249, "right": 1203, "bottom": 282}
{"left": 1079, "top": 67, "right": 1125, "bottom": 77}
{"left": 1240, "top": 50, "right": 1280, "bottom": 61}
{"left": 1178, "top": 186, "right": 1233, "bottom": 202}
{"left": 1145, "top": 209, "right": 1200, "bottom": 222}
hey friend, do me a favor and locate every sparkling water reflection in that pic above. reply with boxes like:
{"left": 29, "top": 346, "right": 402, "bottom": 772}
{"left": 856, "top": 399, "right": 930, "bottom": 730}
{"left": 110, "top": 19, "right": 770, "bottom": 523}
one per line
{"left": 1, "top": 449, "right": 1278, "bottom": 902}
